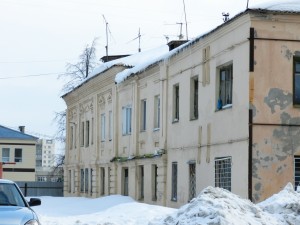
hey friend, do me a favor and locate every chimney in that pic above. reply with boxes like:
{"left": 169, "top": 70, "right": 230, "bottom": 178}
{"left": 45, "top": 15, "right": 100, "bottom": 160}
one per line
{"left": 167, "top": 40, "right": 188, "bottom": 51}
{"left": 19, "top": 126, "right": 25, "bottom": 133}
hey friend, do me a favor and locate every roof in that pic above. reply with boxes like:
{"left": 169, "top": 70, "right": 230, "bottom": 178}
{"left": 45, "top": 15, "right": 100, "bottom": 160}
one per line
{"left": 0, "top": 125, "right": 38, "bottom": 141}
{"left": 63, "top": 0, "right": 300, "bottom": 96}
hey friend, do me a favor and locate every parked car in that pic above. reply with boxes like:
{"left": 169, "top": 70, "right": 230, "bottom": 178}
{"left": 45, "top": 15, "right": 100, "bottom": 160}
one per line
{"left": 0, "top": 179, "right": 41, "bottom": 225}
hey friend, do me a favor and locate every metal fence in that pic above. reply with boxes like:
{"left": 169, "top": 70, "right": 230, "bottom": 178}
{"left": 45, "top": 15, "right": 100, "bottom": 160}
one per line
{"left": 15, "top": 181, "right": 63, "bottom": 197}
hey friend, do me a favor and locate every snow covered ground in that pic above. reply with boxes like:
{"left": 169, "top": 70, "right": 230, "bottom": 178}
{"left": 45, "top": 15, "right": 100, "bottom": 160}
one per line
{"left": 33, "top": 183, "right": 300, "bottom": 225}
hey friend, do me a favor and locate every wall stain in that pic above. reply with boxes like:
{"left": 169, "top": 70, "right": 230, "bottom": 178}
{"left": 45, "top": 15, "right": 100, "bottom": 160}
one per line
{"left": 264, "top": 88, "right": 292, "bottom": 113}
{"left": 281, "top": 45, "right": 293, "bottom": 60}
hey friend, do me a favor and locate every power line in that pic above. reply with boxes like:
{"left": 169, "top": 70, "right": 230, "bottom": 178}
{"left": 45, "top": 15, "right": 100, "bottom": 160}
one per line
{"left": 0, "top": 72, "right": 65, "bottom": 80}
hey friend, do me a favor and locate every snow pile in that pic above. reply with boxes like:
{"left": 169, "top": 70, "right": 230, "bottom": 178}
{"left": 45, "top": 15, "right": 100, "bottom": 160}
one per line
{"left": 150, "top": 186, "right": 281, "bottom": 225}
{"left": 33, "top": 183, "right": 300, "bottom": 225}
{"left": 258, "top": 183, "right": 300, "bottom": 225}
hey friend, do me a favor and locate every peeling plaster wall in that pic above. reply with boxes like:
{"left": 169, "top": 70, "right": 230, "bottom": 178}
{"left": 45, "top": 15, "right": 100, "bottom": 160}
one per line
{"left": 251, "top": 14, "right": 300, "bottom": 203}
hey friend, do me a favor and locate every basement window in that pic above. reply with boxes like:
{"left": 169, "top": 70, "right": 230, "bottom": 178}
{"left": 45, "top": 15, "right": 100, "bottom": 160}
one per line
{"left": 215, "top": 157, "right": 231, "bottom": 191}
{"left": 294, "top": 156, "right": 300, "bottom": 190}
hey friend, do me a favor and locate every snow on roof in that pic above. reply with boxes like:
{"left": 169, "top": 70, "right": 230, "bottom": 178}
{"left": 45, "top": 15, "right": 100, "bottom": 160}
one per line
{"left": 66, "top": 0, "right": 300, "bottom": 94}
{"left": 251, "top": 0, "right": 300, "bottom": 12}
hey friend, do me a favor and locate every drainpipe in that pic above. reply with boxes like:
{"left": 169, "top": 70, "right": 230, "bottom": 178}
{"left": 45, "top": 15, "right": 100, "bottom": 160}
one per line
{"left": 248, "top": 109, "right": 253, "bottom": 201}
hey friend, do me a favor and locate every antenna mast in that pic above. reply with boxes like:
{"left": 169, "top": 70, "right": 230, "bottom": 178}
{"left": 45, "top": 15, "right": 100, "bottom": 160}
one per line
{"left": 183, "top": 0, "right": 188, "bottom": 40}
{"left": 103, "top": 15, "right": 109, "bottom": 61}
{"left": 138, "top": 28, "right": 141, "bottom": 52}
{"left": 246, "top": 0, "right": 250, "bottom": 9}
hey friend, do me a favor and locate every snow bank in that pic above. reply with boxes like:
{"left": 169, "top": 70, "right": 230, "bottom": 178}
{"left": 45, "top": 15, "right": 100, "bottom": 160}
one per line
{"left": 258, "top": 183, "right": 300, "bottom": 225}
{"left": 150, "top": 186, "right": 281, "bottom": 225}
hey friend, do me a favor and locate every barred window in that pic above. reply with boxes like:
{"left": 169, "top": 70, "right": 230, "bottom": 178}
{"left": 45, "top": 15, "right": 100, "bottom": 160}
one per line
{"left": 215, "top": 157, "right": 231, "bottom": 191}
{"left": 295, "top": 156, "right": 300, "bottom": 190}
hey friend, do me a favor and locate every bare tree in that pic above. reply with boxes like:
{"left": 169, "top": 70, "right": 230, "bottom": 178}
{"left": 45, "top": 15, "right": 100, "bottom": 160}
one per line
{"left": 59, "top": 38, "right": 98, "bottom": 93}
{"left": 53, "top": 38, "right": 99, "bottom": 172}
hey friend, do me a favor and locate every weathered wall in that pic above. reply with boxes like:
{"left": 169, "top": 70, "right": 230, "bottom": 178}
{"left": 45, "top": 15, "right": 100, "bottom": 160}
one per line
{"left": 251, "top": 14, "right": 300, "bottom": 202}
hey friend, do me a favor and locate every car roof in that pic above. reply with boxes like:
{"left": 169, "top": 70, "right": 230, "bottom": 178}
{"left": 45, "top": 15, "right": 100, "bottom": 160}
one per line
{"left": 0, "top": 179, "right": 15, "bottom": 184}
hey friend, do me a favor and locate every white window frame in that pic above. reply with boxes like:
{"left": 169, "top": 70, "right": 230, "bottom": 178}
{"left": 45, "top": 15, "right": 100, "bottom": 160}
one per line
{"left": 217, "top": 63, "right": 233, "bottom": 110}
{"left": 154, "top": 95, "right": 160, "bottom": 130}
{"left": 140, "top": 99, "right": 147, "bottom": 131}
{"left": 109, "top": 110, "right": 113, "bottom": 141}
{"left": 122, "top": 105, "right": 132, "bottom": 135}
{"left": 101, "top": 113, "right": 106, "bottom": 142}
{"left": 2, "top": 148, "right": 10, "bottom": 162}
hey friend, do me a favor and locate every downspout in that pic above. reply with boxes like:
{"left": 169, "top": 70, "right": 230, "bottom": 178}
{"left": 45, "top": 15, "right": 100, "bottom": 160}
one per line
{"left": 248, "top": 109, "right": 253, "bottom": 201}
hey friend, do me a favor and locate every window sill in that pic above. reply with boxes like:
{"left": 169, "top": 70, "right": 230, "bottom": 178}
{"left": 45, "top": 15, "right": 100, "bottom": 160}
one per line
{"left": 216, "top": 104, "right": 232, "bottom": 112}
{"left": 153, "top": 128, "right": 160, "bottom": 132}
{"left": 190, "top": 117, "right": 198, "bottom": 121}
{"left": 171, "top": 198, "right": 177, "bottom": 202}
{"left": 172, "top": 119, "right": 179, "bottom": 124}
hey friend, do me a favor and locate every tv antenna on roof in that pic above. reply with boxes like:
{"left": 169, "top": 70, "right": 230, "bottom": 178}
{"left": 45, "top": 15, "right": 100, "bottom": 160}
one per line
{"left": 128, "top": 28, "right": 143, "bottom": 52}
{"left": 102, "top": 15, "right": 115, "bottom": 60}
{"left": 222, "top": 12, "right": 230, "bottom": 22}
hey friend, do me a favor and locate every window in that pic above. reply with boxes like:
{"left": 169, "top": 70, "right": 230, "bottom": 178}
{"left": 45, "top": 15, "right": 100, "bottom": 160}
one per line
{"left": 14, "top": 148, "right": 22, "bottom": 162}
{"left": 215, "top": 157, "right": 232, "bottom": 191}
{"left": 122, "top": 168, "right": 129, "bottom": 196}
{"left": 2, "top": 148, "right": 10, "bottom": 162}
{"left": 84, "top": 168, "right": 89, "bottom": 193}
{"left": 152, "top": 164, "right": 158, "bottom": 201}
{"left": 217, "top": 64, "right": 233, "bottom": 110}
{"left": 122, "top": 105, "right": 132, "bottom": 135}
{"left": 70, "top": 126, "right": 74, "bottom": 149}
{"left": 109, "top": 111, "right": 113, "bottom": 141}
{"left": 294, "top": 156, "right": 300, "bottom": 190}
{"left": 171, "top": 162, "right": 178, "bottom": 201}
{"left": 68, "top": 170, "right": 71, "bottom": 193}
{"left": 140, "top": 99, "right": 147, "bottom": 131}
{"left": 173, "top": 84, "right": 179, "bottom": 122}
{"left": 85, "top": 120, "right": 90, "bottom": 147}
{"left": 138, "top": 165, "right": 144, "bottom": 200}
{"left": 80, "top": 169, "right": 84, "bottom": 192}
{"left": 190, "top": 77, "right": 199, "bottom": 120}
{"left": 154, "top": 95, "right": 160, "bottom": 130}
{"left": 80, "top": 122, "right": 84, "bottom": 147}
{"left": 91, "top": 118, "right": 94, "bottom": 145}
{"left": 101, "top": 113, "right": 106, "bottom": 141}
{"left": 189, "top": 162, "right": 196, "bottom": 201}
{"left": 100, "top": 167, "right": 105, "bottom": 195}
{"left": 202, "top": 46, "right": 210, "bottom": 86}
{"left": 294, "top": 57, "right": 300, "bottom": 105}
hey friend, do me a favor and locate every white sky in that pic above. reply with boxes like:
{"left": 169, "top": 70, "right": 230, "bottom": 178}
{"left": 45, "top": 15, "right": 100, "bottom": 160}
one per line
{"left": 0, "top": 0, "right": 271, "bottom": 146}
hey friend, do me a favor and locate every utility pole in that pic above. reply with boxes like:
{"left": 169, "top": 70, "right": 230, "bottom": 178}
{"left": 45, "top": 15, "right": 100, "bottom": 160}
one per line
{"left": 183, "top": 0, "right": 188, "bottom": 40}
{"left": 103, "top": 15, "right": 109, "bottom": 61}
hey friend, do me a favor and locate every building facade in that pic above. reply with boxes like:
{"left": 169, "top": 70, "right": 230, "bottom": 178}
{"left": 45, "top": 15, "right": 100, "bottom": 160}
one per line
{"left": 63, "top": 6, "right": 300, "bottom": 207}
{"left": 0, "top": 125, "right": 37, "bottom": 181}
{"left": 36, "top": 139, "right": 57, "bottom": 182}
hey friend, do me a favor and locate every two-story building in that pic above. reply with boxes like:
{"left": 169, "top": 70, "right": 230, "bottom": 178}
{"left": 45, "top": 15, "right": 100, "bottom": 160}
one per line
{"left": 0, "top": 125, "right": 37, "bottom": 181}
{"left": 63, "top": 2, "right": 300, "bottom": 207}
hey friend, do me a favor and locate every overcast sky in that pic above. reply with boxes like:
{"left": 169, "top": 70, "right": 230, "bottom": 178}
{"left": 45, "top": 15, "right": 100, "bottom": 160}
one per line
{"left": 0, "top": 0, "right": 271, "bottom": 149}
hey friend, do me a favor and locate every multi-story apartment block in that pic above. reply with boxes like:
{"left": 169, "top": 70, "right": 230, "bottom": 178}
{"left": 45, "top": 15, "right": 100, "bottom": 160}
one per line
{"left": 35, "top": 139, "right": 56, "bottom": 182}
{"left": 63, "top": 3, "right": 300, "bottom": 207}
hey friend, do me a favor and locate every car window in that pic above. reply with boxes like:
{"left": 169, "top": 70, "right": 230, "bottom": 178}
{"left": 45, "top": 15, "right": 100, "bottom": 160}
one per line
{"left": 0, "top": 183, "right": 26, "bottom": 207}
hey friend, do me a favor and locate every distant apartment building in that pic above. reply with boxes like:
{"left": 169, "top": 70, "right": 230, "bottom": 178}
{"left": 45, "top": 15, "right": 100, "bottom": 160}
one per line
{"left": 0, "top": 125, "right": 37, "bottom": 181}
{"left": 35, "top": 139, "right": 57, "bottom": 182}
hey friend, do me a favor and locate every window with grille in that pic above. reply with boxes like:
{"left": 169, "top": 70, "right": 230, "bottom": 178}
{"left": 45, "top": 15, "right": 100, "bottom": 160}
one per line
{"left": 189, "top": 162, "right": 196, "bottom": 201}
{"left": 80, "top": 169, "right": 84, "bottom": 192}
{"left": 171, "top": 162, "right": 178, "bottom": 201}
{"left": 215, "top": 157, "right": 231, "bottom": 191}
{"left": 295, "top": 156, "right": 300, "bottom": 189}
{"left": 139, "top": 165, "right": 144, "bottom": 200}
{"left": 100, "top": 167, "right": 105, "bottom": 195}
